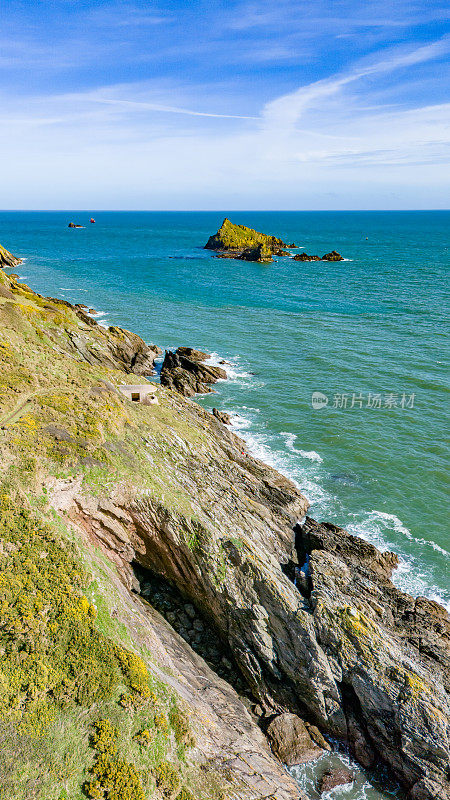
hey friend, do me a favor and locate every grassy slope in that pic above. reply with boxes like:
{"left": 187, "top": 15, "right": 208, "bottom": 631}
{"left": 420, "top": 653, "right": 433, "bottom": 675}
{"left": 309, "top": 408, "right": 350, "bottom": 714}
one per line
{"left": 0, "top": 270, "right": 228, "bottom": 800}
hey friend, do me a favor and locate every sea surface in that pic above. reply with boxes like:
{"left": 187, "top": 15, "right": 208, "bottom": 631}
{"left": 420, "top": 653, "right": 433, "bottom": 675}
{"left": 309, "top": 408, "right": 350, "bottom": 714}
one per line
{"left": 1, "top": 210, "right": 448, "bottom": 798}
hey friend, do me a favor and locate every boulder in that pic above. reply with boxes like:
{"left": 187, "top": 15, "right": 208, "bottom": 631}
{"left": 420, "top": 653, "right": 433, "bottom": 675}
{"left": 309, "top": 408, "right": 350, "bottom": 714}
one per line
{"left": 160, "top": 349, "right": 227, "bottom": 397}
{"left": 322, "top": 250, "right": 344, "bottom": 261}
{"left": 266, "top": 713, "right": 323, "bottom": 766}
{"left": 319, "top": 767, "right": 354, "bottom": 794}
{"left": 0, "top": 242, "right": 22, "bottom": 268}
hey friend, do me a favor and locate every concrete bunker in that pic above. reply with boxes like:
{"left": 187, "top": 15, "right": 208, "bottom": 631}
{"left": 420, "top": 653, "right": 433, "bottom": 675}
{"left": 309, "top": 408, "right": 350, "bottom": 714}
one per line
{"left": 118, "top": 384, "right": 159, "bottom": 405}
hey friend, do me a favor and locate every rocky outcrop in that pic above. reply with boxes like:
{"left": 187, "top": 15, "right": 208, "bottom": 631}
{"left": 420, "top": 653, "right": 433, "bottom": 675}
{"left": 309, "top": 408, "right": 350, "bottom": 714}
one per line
{"left": 293, "top": 250, "right": 344, "bottom": 262}
{"left": 160, "top": 348, "right": 227, "bottom": 396}
{"left": 175, "top": 347, "right": 210, "bottom": 362}
{"left": 205, "top": 218, "right": 289, "bottom": 262}
{"left": 322, "top": 250, "right": 344, "bottom": 261}
{"left": 295, "top": 517, "right": 450, "bottom": 798}
{"left": 266, "top": 713, "right": 324, "bottom": 766}
{"left": 213, "top": 407, "right": 231, "bottom": 425}
{"left": 293, "top": 252, "right": 321, "bottom": 262}
{"left": 0, "top": 242, "right": 22, "bottom": 268}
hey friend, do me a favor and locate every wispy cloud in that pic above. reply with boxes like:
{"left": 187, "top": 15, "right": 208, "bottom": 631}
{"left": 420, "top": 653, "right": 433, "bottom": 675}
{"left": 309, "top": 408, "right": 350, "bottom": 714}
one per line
{"left": 262, "top": 36, "right": 450, "bottom": 131}
{"left": 91, "top": 97, "right": 258, "bottom": 120}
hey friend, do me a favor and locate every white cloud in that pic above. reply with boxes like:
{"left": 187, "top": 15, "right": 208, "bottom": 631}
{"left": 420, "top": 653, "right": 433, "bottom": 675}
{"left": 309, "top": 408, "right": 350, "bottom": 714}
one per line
{"left": 0, "top": 40, "right": 449, "bottom": 209}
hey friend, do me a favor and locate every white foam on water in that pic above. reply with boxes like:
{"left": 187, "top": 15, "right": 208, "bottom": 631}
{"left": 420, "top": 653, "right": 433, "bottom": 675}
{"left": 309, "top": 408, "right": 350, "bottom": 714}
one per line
{"left": 346, "top": 511, "right": 450, "bottom": 612}
{"left": 280, "top": 430, "right": 324, "bottom": 462}
{"left": 289, "top": 750, "right": 400, "bottom": 799}
{"left": 228, "top": 410, "right": 333, "bottom": 511}
{"left": 19, "top": 275, "right": 28, "bottom": 280}
{"left": 206, "top": 352, "right": 253, "bottom": 380}
{"left": 202, "top": 352, "right": 450, "bottom": 612}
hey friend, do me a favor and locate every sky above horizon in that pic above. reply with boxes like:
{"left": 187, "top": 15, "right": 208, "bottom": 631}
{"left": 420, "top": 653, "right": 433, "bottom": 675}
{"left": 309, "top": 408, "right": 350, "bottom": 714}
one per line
{"left": 1, "top": 0, "right": 449, "bottom": 210}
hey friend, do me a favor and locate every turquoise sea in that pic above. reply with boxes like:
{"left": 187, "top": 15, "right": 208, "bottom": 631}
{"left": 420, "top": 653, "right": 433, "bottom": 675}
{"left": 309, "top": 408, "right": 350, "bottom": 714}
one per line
{"left": 1, "top": 210, "right": 448, "bottom": 797}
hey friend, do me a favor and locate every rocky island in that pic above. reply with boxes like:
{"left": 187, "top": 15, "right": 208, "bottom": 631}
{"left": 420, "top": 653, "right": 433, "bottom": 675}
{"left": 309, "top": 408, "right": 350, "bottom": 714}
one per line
{"left": 204, "top": 220, "right": 344, "bottom": 263}
{"left": 204, "top": 218, "right": 291, "bottom": 262}
{"left": 0, "top": 244, "right": 448, "bottom": 800}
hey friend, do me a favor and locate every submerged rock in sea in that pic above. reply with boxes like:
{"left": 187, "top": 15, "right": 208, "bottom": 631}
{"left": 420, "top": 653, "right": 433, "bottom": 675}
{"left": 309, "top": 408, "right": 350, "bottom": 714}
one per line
{"left": 205, "top": 218, "right": 289, "bottom": 262}
{"left": 266, "top": 713, "right": 324, "bottom": 766}
{"left": 0, "top": 242, "right": 22, "bottom": 268}
{"left": 160, "top": 348, "right": 227, "bottom": 396}
{"left": 319, "top": 767, "right": 354, "bottom": 793}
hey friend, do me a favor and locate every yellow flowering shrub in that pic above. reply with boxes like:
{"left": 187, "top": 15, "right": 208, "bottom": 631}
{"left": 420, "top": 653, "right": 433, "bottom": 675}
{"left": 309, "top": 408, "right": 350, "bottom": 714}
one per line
{"left": 0, "top": 493, "right": 152, "bottom": 733}
{"left": 85, "top": 720, "right": 146, "bottom": 800}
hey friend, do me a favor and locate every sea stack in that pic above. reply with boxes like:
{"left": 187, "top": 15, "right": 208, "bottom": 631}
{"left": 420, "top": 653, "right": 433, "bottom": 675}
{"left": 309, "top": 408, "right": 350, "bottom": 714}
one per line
{"left": 204, "top": 217, "right": 289, "bottom": 262}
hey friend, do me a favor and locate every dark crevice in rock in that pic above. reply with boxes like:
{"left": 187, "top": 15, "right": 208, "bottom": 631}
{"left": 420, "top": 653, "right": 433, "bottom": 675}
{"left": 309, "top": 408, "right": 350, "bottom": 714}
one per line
{"left": 281, "top": 525, "right": 313, "bottom": 604}
{"left": 132, "top": 563, "right": 252, "bottom": 700}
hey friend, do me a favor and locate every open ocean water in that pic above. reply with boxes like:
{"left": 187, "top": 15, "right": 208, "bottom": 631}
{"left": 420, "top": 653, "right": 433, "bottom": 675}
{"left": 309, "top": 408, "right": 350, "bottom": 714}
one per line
{"left": 1, "top": 210, "right": 448, "bottom": 798}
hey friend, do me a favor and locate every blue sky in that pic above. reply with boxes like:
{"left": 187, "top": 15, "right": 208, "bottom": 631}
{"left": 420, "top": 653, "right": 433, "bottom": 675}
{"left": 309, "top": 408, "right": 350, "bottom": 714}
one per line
{"left": 1, "top": 0, "right": 449, "bottom": 209}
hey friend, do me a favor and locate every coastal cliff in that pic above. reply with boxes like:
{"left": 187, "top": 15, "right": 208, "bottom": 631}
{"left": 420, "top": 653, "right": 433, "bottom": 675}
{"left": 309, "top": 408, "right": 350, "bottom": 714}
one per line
{"left": 0, "top": 242, "right": 22, "bottom": 268}
{"left": 0, "top": 266, "right": 448, "bottom": 800}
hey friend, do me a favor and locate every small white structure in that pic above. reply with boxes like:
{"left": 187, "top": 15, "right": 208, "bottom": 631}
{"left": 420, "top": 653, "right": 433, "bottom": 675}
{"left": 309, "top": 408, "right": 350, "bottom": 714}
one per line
{"left": 118, "top": 384, "right": 159, "bottom": 405}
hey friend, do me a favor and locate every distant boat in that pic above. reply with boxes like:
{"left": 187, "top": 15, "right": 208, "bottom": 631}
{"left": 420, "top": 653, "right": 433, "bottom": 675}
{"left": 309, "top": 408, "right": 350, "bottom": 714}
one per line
{"left": 90, "top": 218, "right": 95, "bottom": 224}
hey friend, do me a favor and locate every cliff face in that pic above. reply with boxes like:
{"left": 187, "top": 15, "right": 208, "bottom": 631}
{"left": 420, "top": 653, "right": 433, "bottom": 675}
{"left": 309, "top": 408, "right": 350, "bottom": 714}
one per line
{"left": 0, "top": 241, "right": 22, "bottom": 268}
{"left": 0, "top": 266, "right": 449, "bottom": 800}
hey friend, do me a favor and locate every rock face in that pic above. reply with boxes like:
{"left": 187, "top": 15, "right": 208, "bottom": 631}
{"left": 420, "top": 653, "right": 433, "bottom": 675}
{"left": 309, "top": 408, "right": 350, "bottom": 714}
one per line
{"left": 266, "top": 712, "right": 324, "bottom": 766}
{"left": 205, "top": 218, "right": 289, "bottom": 262}
{"left": 0, "top": 242, "right": 22, "bottom": 268}
{"left": 160, "top": 348, "right": 227, "bottom": 396}
{"left": 115, "top": 491, "right": 449, "bottom": 799}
